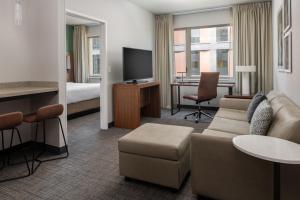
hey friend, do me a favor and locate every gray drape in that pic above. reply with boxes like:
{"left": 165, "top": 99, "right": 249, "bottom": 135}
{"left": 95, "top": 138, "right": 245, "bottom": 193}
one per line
{"left": 73, "top": 25, "right": 88, "bottom": 83}
{"left": 155, "top": 15, "right": 174, "bottom": 108}
{"left": 233, "top": 2, "right": 273, "bottom": 94}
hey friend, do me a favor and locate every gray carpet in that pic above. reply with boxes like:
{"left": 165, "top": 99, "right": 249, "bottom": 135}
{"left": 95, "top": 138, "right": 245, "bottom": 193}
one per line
{"left": 0, "top": 109, "right": 214, "bottom": 200}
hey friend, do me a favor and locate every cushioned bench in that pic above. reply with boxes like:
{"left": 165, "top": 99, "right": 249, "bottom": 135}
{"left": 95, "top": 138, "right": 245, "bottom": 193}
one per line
{"left": 118, "top": 123, "right": 193, "bottom": 189}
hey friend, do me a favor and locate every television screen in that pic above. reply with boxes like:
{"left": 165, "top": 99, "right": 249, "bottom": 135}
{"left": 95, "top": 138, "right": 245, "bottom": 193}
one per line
{"left": 123, "top": 47, "right": 153, "bottom": 82}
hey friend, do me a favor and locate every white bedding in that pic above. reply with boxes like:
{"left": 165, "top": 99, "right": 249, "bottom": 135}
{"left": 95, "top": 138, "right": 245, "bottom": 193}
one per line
{"left": 67, "top": 82, "right": 100, "bottom": 104}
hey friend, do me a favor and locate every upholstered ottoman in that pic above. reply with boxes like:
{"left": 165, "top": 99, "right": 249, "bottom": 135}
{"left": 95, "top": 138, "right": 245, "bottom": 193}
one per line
{"left": 118, "top": 123, "right": 193, "bottom": 189}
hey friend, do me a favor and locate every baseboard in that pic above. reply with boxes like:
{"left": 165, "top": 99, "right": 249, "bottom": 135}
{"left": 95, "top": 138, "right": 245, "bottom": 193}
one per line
{"left": 67, "top": 108, "right": 100, "bottom": 120}
{"left": 108, "top": 121, "right": 114, "bottom": 128}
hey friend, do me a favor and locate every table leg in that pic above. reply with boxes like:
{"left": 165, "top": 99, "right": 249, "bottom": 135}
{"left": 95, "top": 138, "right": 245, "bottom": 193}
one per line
{"left": 229, "top": 86, "right": 233, "bottom": 95}
{"left": 177, "top": 85, "right": 181, "bottom": 111}
{"left": 274, "top": 163, "right": 280, "bottom": 200}
{"left": 171, "top": 85, "right": 174, "bottom": 115}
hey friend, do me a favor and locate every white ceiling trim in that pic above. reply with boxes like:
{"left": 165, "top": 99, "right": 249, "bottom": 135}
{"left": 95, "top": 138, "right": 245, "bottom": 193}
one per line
{"left": 128, "top": 0, "right": 270, "bottom": 14}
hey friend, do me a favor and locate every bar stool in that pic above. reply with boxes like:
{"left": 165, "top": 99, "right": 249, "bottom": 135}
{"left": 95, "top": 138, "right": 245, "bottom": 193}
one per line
{"left": 0, "top": 112, "right": 31, "bottom": 183}
{"left": 23, "top": 104, "right": 69, "bottom": 174}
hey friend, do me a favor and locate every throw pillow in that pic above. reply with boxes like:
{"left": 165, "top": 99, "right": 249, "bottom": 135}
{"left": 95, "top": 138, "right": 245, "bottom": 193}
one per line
{"left": 250, "top": 100, "right": 273, "bottom": 135}
{"left": 247, "top": 91, "right": 267, "bottom": 122}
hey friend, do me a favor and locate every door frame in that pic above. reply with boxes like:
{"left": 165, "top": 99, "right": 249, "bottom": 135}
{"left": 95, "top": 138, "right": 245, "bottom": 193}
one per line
{"left": 65, "top": 9, "right": 109, "bottom": 130}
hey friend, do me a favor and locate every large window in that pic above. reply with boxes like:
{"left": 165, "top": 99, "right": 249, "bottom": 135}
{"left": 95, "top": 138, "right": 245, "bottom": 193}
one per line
{"left": 88, "top": 36, "right": 100, "bottom": 76}
{"left": 174, "top": 25, "right": 233, "bottom": 80}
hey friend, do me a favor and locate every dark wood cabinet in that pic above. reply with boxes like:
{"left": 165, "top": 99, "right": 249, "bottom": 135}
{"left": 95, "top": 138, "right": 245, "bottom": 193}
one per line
{"left": 113, "top": 82, "right": 161, "bottom": 129}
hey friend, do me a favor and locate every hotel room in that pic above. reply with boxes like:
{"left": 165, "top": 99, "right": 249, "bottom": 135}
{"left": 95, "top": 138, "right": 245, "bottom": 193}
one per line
{"left": 0, "top": 0, "right": 300, "bottom": 200}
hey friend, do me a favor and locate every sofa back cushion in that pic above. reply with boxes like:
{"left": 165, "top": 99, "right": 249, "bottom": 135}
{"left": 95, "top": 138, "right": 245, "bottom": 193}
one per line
{"left": 267, "top": 93, "right": 300, "bottom": 144}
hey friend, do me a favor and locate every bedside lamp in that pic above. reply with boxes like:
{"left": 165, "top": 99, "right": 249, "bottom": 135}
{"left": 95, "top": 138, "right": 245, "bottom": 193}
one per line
{"left": 236, "top": 66, "right": 256, "bottom": 95}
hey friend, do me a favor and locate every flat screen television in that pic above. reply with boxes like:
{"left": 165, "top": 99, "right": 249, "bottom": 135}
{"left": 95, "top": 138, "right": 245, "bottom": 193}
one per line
{"left": 123, "top": 47, "right": 153, "bottom": 83}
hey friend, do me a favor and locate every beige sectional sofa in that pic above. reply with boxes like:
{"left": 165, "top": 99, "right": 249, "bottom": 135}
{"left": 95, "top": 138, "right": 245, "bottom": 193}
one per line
{"left": 191, "top": 91, "right": 300, "bottom": 200}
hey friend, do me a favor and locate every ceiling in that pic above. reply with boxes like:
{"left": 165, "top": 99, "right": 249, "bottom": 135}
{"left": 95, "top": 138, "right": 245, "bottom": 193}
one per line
{"left": 128, "top": 0, "right": 266, "bottom": 14}
{"left": 66, "top": 15, "right": 99, "bottom": 26}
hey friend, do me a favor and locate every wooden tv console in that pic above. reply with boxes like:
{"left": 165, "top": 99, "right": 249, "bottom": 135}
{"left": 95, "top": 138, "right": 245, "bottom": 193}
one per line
{"left": 113, "top": 81, "right": 161, "bottom": 129}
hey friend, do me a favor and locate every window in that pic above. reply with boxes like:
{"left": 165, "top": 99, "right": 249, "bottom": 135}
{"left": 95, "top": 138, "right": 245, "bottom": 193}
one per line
{"left": 174, "top": 25, "right": 233, "bottom": 80}
{"left": 174, "top": 30, "right": 186, "bottom": 77}
{"left": 88, "top": 37, "right": 100, "bottom": 76}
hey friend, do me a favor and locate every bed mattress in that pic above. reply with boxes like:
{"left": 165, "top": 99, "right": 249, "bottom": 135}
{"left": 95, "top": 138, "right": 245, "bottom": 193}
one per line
{"left": 67, "top": 82, "right": 100, "bottom": 104}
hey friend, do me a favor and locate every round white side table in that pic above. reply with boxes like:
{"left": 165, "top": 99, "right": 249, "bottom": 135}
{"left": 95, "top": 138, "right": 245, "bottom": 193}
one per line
{"left": 233, "top": 135, "right": 300, "bottom": 200}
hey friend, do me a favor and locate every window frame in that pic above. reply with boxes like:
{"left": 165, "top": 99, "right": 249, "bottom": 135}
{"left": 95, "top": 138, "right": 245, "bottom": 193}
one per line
{"left": 88, "top": 36, "right": 101, "bottom": 77}
{"left": 173, "top": 24, "right": 234, "bottom": 82}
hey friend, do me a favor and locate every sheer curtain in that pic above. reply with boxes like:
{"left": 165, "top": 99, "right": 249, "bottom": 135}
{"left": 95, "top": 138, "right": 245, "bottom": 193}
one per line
{"left": 73, "top": 25, "right": 89, "bottom": 83}
{"left": 233, "top": 2, "right": 273, "bottom": 94}
{"left": 155, "top": 15, "right": 174, "bottom": 108}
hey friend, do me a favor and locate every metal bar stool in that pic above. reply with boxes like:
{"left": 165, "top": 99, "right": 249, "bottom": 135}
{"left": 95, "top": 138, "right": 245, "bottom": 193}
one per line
{"left": 0, "top": 112, "right": 31, "bottom": 183}
{"left": 23, "top": 104, "right": 69, "bottom": 174}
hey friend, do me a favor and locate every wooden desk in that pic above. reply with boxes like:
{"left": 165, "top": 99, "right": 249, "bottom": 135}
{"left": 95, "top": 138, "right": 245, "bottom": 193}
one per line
{"left": 170, "top": 82, "right": 235, "bottom": 115}
{"left": 113, "top": 82, "right": 160, "bottom": 129}
{"left": 0, "top": 81, "right": 58, "bottom": 102}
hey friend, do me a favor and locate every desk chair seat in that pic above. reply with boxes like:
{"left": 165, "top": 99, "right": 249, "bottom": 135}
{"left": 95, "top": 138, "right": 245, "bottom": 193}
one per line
{"left": 23, "top": 104, "right": 68, "bottom": 174}
{"left": 183, "top": 95, "right": 213, "bottom": 102}
{"left": 184, "top": 72, "right": 220, "bottom": 123}
{"left": 0, "top": 112, "right": 30, "bottom": 183}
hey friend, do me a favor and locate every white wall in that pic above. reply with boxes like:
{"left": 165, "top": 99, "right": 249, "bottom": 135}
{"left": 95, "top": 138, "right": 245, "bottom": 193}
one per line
{"left": 273, "top": 0, "right": 300, "bottom": 106}
{"left": 173, "top": 8, "right": 233, "bottom": 107}
{"left": 0, "top": 0, "right": 35, "bottom": 82}
{"left": 66, "top": 0, "right": 155, "bottom": 122}
{"left": 0, "top": 0, "right": 66, "bottom": 148}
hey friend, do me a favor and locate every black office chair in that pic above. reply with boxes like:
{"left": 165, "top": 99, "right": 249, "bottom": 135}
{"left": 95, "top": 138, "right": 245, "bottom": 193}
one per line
{"left": 183, "top": 72, "right": 220, "bottom": 123}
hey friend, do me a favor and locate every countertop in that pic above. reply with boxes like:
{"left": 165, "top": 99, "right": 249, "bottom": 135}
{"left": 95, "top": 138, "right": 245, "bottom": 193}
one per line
{"left": 0, "top": 81, "right": 59, "bottom": 99}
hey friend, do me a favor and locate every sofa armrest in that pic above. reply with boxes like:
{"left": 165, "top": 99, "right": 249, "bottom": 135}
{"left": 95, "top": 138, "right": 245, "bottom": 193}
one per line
{"left": 191, "top": 133, "right": 273, "bottom": 200}
{"left": 219, "top": 97, "right": 252, "bottom": 111}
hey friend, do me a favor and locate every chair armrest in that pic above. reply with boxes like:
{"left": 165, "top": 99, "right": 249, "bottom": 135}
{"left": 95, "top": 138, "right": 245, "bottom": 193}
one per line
{"left": 219, "top": 97, "right": 252, "bottom": 111}
{"left": 191, "top": 133, "right": 273, "bottom": 200}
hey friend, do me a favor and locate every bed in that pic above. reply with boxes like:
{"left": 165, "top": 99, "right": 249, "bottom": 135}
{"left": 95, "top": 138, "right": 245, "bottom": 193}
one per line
{"left": 67, "top": 82, "right": 100, "bottom": 116}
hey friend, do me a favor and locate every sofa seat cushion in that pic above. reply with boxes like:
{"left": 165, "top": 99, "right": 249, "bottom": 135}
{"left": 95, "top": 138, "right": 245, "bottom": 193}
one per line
{"left": 215, "top": 108, "right": 248, "bottom": 121}
{"left": 208, "top": 117, "right": 250, "bottom": 135}
{"left": 202, "top": 129, "right": 239, "bottom": 139}
{"left": 118, "top": 123, "right": 193, "bottom": 161}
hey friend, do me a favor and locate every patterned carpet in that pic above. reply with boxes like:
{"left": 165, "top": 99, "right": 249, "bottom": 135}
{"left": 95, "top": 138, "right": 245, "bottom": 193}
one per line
{"left": 0, "top": 109, "right": 214, "bottom": 200}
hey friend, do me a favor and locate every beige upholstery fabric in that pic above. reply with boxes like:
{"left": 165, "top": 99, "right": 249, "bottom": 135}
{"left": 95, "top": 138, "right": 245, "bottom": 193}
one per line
{"left": 219, "top": 98, "right": 252, "bottom": 111}
{"left": 191, "top": 91, "right": 300, "bottom": 200}
{"left": 118, "top": 123, "right": 193, "bottom": 161}
{"left": 191, "top": 133, "right": 273, "bottom": 200}
{"left": 119, "top": 148, "right": 190, "bottom": 189}
{"left": 267, "top": 99, "right": 300, "bottom": 144}
{"left": 201, "top": 129, "right": 239, "bottom": 139}
{"left": 208, "top": 117, "right": 250, "bottom": 135}
{"left": 215, "top": 108, "right": 248, "bottom": 121}
{"left": 118, "top": 123, "right": 193, "bottom": 189}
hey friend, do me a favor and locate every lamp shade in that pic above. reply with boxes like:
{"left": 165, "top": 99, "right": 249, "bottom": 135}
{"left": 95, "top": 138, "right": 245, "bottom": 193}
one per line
{"left": 66, "top": 54, "right": 71, "bottom": 70}
{"left": 236, "top": 65, "right": 256, "bottom": 72}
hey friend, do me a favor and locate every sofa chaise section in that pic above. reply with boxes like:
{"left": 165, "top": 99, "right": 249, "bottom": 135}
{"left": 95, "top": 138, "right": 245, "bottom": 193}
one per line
{"left": 191, "top": 91, "right": 300, "bottom": 200}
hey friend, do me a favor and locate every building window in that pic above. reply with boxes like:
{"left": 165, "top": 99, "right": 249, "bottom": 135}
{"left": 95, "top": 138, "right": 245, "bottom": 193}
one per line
{"left": 88, "top": 37, "right": 100, "bottom": 76}
{"left": 174, "top": 30, "right": 187, "bottom": 77}
{"left": 174, "top": 25, "right": 233, "bottom": 80}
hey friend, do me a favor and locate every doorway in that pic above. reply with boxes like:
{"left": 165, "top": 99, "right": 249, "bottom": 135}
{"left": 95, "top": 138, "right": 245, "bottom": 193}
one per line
{"left": 65, "top": 10, "right": 108, "bottom": 130}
